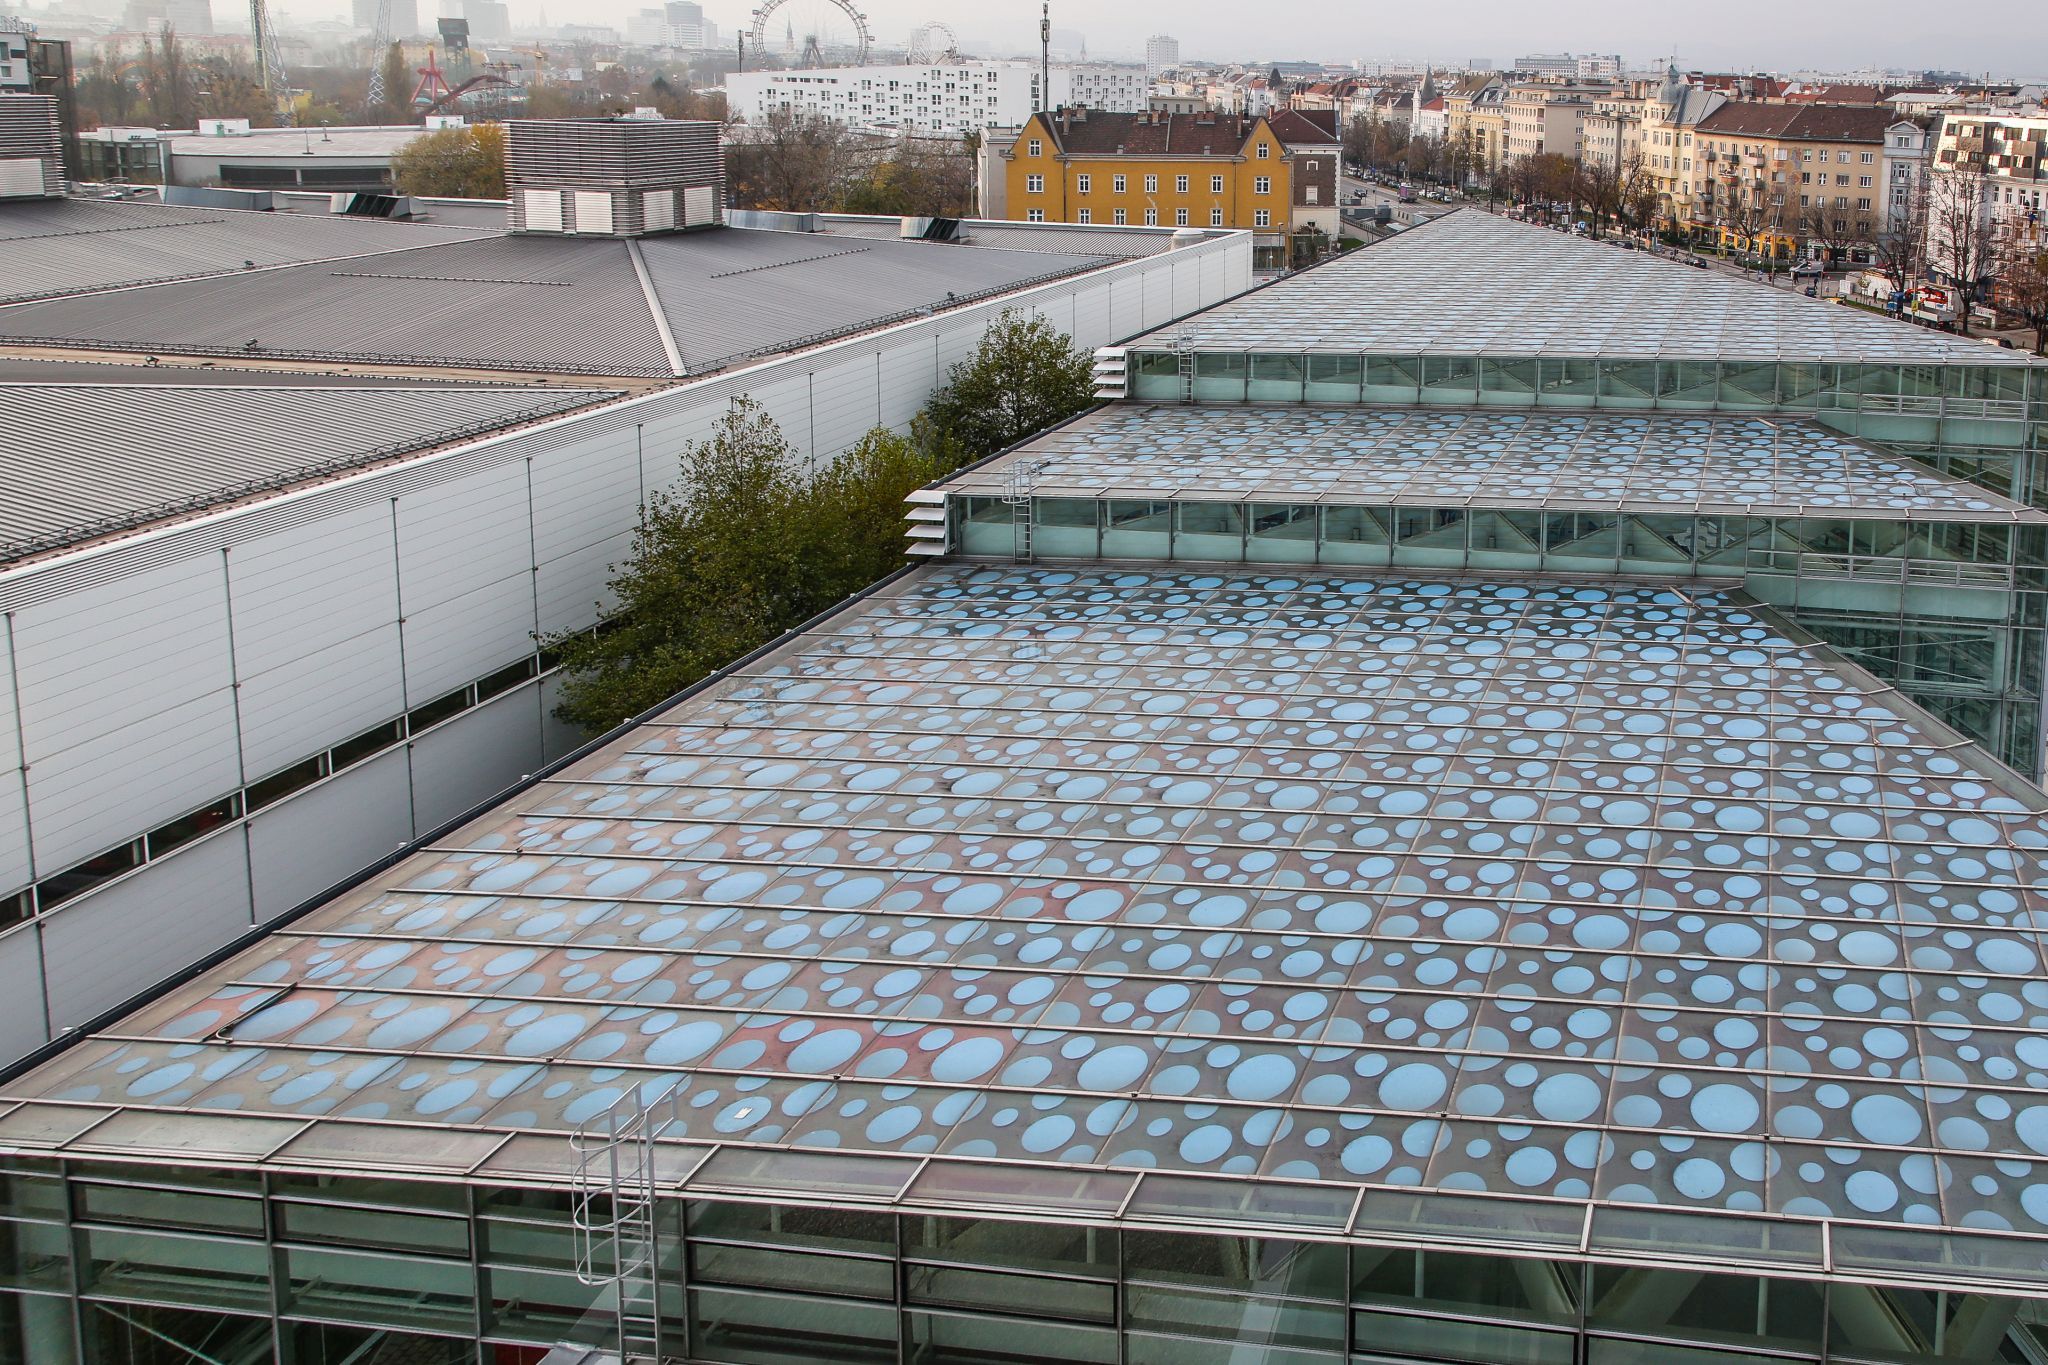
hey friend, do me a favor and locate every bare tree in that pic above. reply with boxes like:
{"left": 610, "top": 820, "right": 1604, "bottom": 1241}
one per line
{"left": 1926, "top": 167, "right": 1998, "bottom": 335}
{"left": 1616, "top": 153, "right": 1658, "bottom": 234}
{"left": 138, "top": 28, "right": 196, "bottom": 130}
{"left": 725, "top": 108, "right": 863, "bottom": 211}
{"left": 1577, "top": 157, "right": 1621, "bottom": 236}
{"left": 1799, "top": 200, "right": 1869, "bottom": 271}
{"left": 1870, "top": 177, "right": 1930, "bottom": 297}
{"left": 2000, "top": 236, "right": 2048, "bottom": 354}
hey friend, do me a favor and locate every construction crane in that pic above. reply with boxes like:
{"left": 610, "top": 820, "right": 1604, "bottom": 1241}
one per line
{"left": 250, "top": 0, "right": 293, "bottom": 126}
{"left": 364, "top": 0, "right": 395, "bottom": 109}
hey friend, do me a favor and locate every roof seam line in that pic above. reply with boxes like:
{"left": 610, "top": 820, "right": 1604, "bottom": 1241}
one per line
{"left": 625, "top": 237, "right": 688, "bottom": 378}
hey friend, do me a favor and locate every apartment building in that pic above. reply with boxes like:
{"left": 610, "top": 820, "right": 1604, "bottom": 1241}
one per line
{"left": 1929, "top": 111, "right": 2048, "bottom": 265}
{"left": 1001, "top": 108, "right": 1299, "bottom": 264}
{"left": 729, "top": 62, "right": 1146, "bottom": 135}
{"left": 1502, "top": 80, "right": 1603, "bottom": 160}
{"left": 1686, "top": 101, "right": 1891, "bottom": 260}
{"left": 1882, "top": 117, "right": 1933, "bottom": 236}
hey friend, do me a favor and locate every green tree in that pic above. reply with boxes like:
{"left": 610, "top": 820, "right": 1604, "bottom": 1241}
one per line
{"left": 920, "top": 308, "right": 1096, "bottom": 458}
{"left": 377, "top": 43, "right": 410, "bottom": 123}
{"left": 391, "top": 122, "right": 507, "bottom": 198}
{"left": 546, "top": 406, "right": 955, "bottom": 731}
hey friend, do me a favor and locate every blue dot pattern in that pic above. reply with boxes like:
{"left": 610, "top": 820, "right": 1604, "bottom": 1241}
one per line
{"left": 21, "top": 565, "right": 2048, "bottom": 1236}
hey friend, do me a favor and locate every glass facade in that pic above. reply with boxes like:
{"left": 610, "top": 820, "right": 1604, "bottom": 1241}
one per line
{"left": 6, "top": 1156, "right": 2048, "bottom": 1365}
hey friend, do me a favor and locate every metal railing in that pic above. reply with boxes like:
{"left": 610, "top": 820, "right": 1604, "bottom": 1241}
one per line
{"left": 1751, "top": 548, "right": 2015, "bottom": 588}
{"left": 1859, "top": 393, "right": 2028, "bottom": 422}
{"left": 572, "top": 1081, "right": 683, "bottom": 1364}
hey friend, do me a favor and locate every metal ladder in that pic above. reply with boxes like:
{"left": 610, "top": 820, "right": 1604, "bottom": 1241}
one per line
{"left": 572, "top": 1083, "right": 680, "bottom": 1363}
{"left": 1004, "top": 459, "right": 1047, "bottom": 561}
{"left": 1176, "top": 334, "right": 1196, "bottom": 402}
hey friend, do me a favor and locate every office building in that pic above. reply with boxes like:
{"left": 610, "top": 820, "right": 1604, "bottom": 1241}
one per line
{"left": 0, "top": 208, "right": 2041, "bottom": 1365}
{"left": 350, "top": 0, "right": 419, "bottom": 37}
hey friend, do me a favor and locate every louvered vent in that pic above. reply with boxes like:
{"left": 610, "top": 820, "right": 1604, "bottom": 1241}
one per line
{"left": 505, "top": 117, "right": 723, "bottom": 238}
{"left": 0, "top": 95, "right": 64, "bottom": 199}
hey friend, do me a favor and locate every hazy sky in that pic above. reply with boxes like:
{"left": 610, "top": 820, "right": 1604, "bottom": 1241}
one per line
{"left": 268, "top": 0, "right": 2047, "bottom": 78}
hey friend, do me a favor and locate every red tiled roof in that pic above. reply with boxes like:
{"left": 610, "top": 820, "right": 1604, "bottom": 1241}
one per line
{"left": 1267, "top": 108, "right": 1339, "bottom": 144}
{"left": 1034, "top": 110, "right": 1265, "bottom": 157}
{"left": 1693, "top": 101, "right": 1892, "bottom": 143}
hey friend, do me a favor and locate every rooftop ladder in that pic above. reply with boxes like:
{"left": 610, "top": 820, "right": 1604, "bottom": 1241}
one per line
{"left": 572, "top": 1083, "right": 682, "bottom": 1363}
{"left": 1004, "top": 459, "right": 1048, "bottom": 562}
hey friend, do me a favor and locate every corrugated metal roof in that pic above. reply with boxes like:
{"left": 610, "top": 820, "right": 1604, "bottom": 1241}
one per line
{"left": 0, "top": 383, "right": 618, "bottom": 563}
{"left": 0, "top": 235, "right": 676, "bottom": 375}
{"left": 635, "top": 228, "right": 1130, "bottom": 372}
{"left": 0, "top": 197, "right": 501, "bottom": 305}
{"left": 0, "top": 356, "right": 559, "bottom": 387}
{"left": 0, "top": 225, "right": 1131, "bottom": 377}
{"left": 821, "top": 217, "right": 1180, "bottom": 258}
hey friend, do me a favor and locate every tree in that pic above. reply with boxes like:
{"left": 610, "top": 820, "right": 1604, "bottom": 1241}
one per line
{"left": 376, "top": 43, "right": 410, "bottom": 123}
{"left": 1927, "top": 167, "right": 1998, "bottom": 335}
{"left": 2000, "top": 238, "right": 2048, "bottom": 355}
{"left": 138, "top": 28, "right": 196, "bottom": 129}
{"left": 725, "top": 108, "right": 862, "bottom": 211}
{"left": 545, "top": 404, "right": 955, "bottom": 730}
{"left": 1871, "top": 179, "right": 1930, "bottom": 296}
{"left": 391, "top": 123, "right": 507, "bottom": 199}
{"left": 920, "top": 308, "right": 1096, "bottom": 459}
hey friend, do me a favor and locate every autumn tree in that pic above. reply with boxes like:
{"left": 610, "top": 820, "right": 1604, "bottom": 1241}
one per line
{"left": 725, "top": 108, "right": 863, "bottom": 211}
{"left": 138, "top": 29, "right": 196, "bottom": 129}
{"left": 375, "top": 43, "right": 410, "bottom": 123}
{"left": 391, "top": 122, "right": 507, "bottom": 198}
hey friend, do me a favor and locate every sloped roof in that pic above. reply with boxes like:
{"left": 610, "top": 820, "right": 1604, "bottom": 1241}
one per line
{"left": 1695, "top": 101, "right": 1893, "bottom": 143}
{"left": 1039, "top": 110, "right": 1264, "bottom": 157}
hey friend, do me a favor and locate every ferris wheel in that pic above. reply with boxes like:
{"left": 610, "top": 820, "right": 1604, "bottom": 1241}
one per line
{"left": 905, "top": 20, "right": 958, "bottom": 64}
{"left": 750, "top": 0, "right": 871, "bottom": 68}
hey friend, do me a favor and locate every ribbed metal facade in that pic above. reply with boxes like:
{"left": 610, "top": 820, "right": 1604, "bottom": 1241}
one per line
{"left": 0, "top": 94, "right": 64, "bottom": 198}
{"left": 504, "top": 118, "right": 722, "bottom": 236}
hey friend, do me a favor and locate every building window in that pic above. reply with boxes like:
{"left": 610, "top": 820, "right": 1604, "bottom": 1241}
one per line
{"left": 1144, "top": 207, "right": 1158, "bottom": 225}
{"left": 1254, "top": 208, "right": 1271, "bottom": 227}
{"left": 1176, "top": 174, "right": 1189, "bottom": 193}
{"left": 1114, "top": 208, "right": 1126, "bottom": 224}
{"left": 1210, "top": 208, "right": 1223, "bottom": 226}
{"left": 1078, "top": 208, "right": 1091, "bottom": 223}
{"left": 1857, "top": 197, "right": 1872, "bottom": 210}
{"left": 1027, "top": 208, "right": 1045, "bottom": 221}
{"left": 1255, "top": 176, "right": 1271, "bottom": 194}
{"left": 1172, "top": 207, "right": 1186, "bottom": 225}
{"left": 1144, "top": 174, "right": 1158, "bottom": 192}
{"left": 1256, "top": 141, "right": 1270, "bottom": 158}
{"left": 1076, "top": 173, "right": 1091, "bottom": 193}
{"left": 1113, "top": 173, "right": 1126, "bottom": 192}
{"left": 1027, "top": 138, "right": 1041, "bottom": 156}
{"left": 1305, "top": 185, "right": 1317, "bottom": 203}
{"left": 1210, "top": 174, "right": 1224, "bottom": 192}
{"left": 1859, "top": 175, "right": 1872, "bottom": 187}
{"left": 1026, "top": 174, "right": 1044, "bottom": 193}
{"left": 1860, "top": 151, "right": 1874, "bottom": 163}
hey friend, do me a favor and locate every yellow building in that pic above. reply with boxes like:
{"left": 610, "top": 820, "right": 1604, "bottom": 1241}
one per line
{"left": 1001, "top": 109, "right": 1298, "bottom": 267}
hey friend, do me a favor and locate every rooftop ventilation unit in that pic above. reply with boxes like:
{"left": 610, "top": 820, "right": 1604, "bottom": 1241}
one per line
{"left": 0, "top": 95, "right": 64, "bottom": 199}
{"left": 505, "top": 117, "right": 723, "bottom": 238}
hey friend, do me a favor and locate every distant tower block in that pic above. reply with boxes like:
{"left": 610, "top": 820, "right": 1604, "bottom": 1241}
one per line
{"left": 505, "top": 116, "right": 725, "bottom": 236}
{"left": 0, "top": 95, "right": 65, "bottom": 198}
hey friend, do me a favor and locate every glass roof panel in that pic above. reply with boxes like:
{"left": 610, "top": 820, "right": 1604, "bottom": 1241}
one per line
{"left": 11, "top": 563, "right": 2048, "bottom": 1263}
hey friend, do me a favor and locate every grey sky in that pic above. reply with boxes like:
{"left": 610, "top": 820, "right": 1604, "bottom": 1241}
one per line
{"left": 274, "top": 0, "right": 2046, "bottom": 78}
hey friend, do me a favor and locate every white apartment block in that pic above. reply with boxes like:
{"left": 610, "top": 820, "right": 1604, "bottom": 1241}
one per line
{"left": 729, "top": 62, "right": 1147, "bottom": 135}
{"left": 1145, "top": 34, "right": 1180, "bottom": 79}
{"left": 1925, "top": 111, "right": 2048, "bottom": 275}
{"left": 1882, "top": 118, "right": 1931, "bottom": 236}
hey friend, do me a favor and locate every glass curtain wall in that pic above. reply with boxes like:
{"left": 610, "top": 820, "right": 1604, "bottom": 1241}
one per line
{"left": 6, "top": 1159, "right": 2048, "bottom": 1365}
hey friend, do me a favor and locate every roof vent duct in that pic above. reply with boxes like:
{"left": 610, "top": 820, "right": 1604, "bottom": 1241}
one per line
{"left": 505, "top": 116, "right": 724, "bottom": 238}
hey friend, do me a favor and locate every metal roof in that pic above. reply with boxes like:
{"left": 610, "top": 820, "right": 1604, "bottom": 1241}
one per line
{"left": 15, "top": 561, "right": 2048, "bottom": 1292}
{"left": 0, "top": 225, "right": 1130, "bottom": 377}
{"left": 1128, "top": 210, "right": 2043, "bottom": 367}
{"left": 0, "top": 197, "right": 501, "bottom": 305}
{"left": 0, "top": 383, "right": 619, "bottom": 563}
{"left": 942, "top": 404, "right": 2047, "bottom": 522}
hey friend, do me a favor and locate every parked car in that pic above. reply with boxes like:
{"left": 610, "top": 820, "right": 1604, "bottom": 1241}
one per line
{"left": 1792, "top": 261, "right": 1825, "bottom": 278}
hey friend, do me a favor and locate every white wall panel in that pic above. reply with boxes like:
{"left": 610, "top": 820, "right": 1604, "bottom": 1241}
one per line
{"left": 1072, "top": 284, "right": 1113, "bottom": 351}
{"left": 809, "top": 356, "right": 882, "bottom": 460}
{"left": 225, "top": 500, "right": 397, "bottom": 676}
{"left": 409, "top": 687, "right": 547, "bottom": 835}
{"left": 1141, "top": 265, "right": 1174, "bottom": 331}
{"left": 13, "top": 549, "right": 239, "bottom": 871}
{"left": 237, "top": 625, "right": 406, "bottom": 778}
{"left": 535, "top": 529, "right": 633, "bottom": 637}
{"left": 248, "top": 748, "right": 413, "bottom": 921}
{"left": 528, "top": 434, "right": 642, "bottom": 568}
{"left": 878, "top": 340, "right": 933, "bottom": 428}
{"left": 27, "top": 689, "right": 244, "bottom": 873}
{"left": 0, "top": 623, "right": 28, "bottom": 892}
{"left": 0, "top": 927, "right": 47, "bottom": 1059}
{"left": 402, "top": 573, "right": 539, "bottom": 704}
{"left": 394, "top": 461, "right": 533, "bottom": 610}
{"left": 38, "top": 830, "right": 252, "bottom": 1033}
